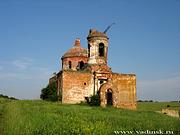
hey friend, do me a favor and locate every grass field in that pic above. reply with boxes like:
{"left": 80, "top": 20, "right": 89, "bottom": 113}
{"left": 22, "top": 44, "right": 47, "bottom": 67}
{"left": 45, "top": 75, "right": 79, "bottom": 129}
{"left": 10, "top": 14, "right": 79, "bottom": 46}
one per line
{"left": 138, "top": 102, "right": 180, "bottom": 112}
{"left": 0, "top": 98, "right": 180, "bottom": 135}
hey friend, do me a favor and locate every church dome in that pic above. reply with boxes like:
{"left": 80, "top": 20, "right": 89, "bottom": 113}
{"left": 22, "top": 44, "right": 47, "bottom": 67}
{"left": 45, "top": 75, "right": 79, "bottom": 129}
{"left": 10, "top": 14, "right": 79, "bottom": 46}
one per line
{"left": 87, "top": 29, "right": 108, "bottom": 39}
{"left": 61, "top": 38, "right": 88, "bottom": 59}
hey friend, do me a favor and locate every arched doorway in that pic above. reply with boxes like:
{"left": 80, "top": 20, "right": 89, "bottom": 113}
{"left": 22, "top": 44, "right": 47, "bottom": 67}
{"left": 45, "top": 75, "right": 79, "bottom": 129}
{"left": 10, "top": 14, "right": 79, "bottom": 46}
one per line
{"left": 106, "top": 89, "right": 113, "bottom": 106}
{"left": 99, "top": 82, "right": 118, "bottom": 108}
{"left": 79, "top": 61, "right": 84, "bottom": 69}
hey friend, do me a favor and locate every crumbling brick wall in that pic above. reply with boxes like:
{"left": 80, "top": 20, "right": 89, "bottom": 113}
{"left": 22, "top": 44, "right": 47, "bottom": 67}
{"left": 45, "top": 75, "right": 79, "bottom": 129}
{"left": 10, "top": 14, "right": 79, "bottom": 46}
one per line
{"left": 112, "top": 73, "right": 137, "bottom": 109}
{"left": 61, "top": 71, "right": 93, "bottom": 103}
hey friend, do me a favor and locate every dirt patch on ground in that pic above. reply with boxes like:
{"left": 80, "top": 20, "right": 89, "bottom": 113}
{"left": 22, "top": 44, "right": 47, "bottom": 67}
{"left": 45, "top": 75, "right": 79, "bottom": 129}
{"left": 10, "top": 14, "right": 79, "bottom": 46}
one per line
{"left": 162, "top": 109, "right": 179, "bottom": 118}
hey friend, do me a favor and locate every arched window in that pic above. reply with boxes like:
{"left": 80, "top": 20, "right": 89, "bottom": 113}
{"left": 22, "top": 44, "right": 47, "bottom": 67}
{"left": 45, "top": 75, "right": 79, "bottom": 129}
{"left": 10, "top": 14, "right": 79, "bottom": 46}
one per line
{"left": 106, "top": 89, "right": 113, "bottom": 105}
{"left": 68, "top": 61, "right": 72, "bottom": 69}
{"left": 79, "top": 61, "right": 84, "bottom": 69}
{"left": 88, "top": 44, "right": 90, "bottom": 57}
{"left": 99, "top": 43, "right": 105, "bottom": 57}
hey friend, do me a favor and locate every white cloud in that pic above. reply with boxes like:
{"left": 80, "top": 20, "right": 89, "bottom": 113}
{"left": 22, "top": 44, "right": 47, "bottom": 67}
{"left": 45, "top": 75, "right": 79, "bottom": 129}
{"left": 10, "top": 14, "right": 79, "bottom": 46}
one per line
{"left": 12, "top": 57, "right": 34, "bottom": 70}
{"left": 0, "top": 57, "right": 53, "bottom": 80}
{"left": 0, "top": 57, "right": 57, "bottom": 99}
{"left": 0, "top": 67, "right": 53, "bottom": 80}
{"left": 33, "top": 67, "right": 53, "bottom": 76}
{"left": 137, "top": 75, "right": 180, "bottom": 101}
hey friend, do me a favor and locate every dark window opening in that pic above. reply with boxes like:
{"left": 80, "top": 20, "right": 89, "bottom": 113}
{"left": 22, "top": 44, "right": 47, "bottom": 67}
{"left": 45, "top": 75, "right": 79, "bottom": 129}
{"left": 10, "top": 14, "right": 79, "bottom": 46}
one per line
{"left": 88, "top": 44, "right": 90, "bottom": 57}
{"left": 106, "top": 89, "right": 113, "bottom": 106}
{"left": 79, "top": 61, "right": 84, "bottom": 69}
{"left": 99, "top": 79, "right": 107, "bottom": 85}
{"left": 68, "top": 61, "right": 72, "bottom": 69}
{"left": 99, "top": 43, "right": 105, "bottom": 57}
{"left": 84, "top": 82, "right": 86, "bottom": 85}
{"left": 100, "top": 80, "right": 104, "bottom": 84}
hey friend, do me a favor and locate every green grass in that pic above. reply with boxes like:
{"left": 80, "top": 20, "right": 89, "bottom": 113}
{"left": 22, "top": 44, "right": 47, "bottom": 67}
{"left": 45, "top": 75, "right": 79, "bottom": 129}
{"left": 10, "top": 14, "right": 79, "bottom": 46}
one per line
{"left": 138, "top": 102, "right": 180, "bottom": 111}
{"left": 1, "top": 98, "right": 180, "bottom": 135}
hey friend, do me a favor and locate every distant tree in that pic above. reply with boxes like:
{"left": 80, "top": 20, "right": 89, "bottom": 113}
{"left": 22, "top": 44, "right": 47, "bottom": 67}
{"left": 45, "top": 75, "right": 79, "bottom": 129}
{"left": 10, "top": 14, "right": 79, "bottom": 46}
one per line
{"left": 149, "top": 100, "right": 153, "bottom": 102}
{"left": 137, "top": 100, "right": 143, "bottom": 102}
{"left": 0, "top": 94, "right": 18, "bottom": 100}
{"left": 40, "top": 82, "right": 58, "bottom": 102}
{"left": 9, "top": 97, "right": 17, "bottom": 100}
{"left": 137, "top": 100, "right": 153, "bottom": 102}
{"left": 0, "top": 94, "right": 8, "bottom": 99}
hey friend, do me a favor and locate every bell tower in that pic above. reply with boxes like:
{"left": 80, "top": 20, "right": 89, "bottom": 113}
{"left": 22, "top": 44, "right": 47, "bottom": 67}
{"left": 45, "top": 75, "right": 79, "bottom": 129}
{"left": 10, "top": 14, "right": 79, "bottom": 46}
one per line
{"left": 87, "top": 29, "right": 109, "bottom": 65}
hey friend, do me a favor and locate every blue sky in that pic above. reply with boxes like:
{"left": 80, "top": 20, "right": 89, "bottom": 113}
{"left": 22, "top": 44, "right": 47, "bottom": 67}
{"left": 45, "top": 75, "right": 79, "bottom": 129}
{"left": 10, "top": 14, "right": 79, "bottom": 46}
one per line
{"left": 0, "top": 0, "right": 180, "bottom": 101}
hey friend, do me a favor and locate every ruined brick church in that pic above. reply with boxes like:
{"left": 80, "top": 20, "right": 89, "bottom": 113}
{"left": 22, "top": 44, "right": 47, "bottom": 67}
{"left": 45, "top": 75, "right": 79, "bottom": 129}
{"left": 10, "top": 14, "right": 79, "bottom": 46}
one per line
{"left": 49, "top": 29, "right": 137, "bottom": 109}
